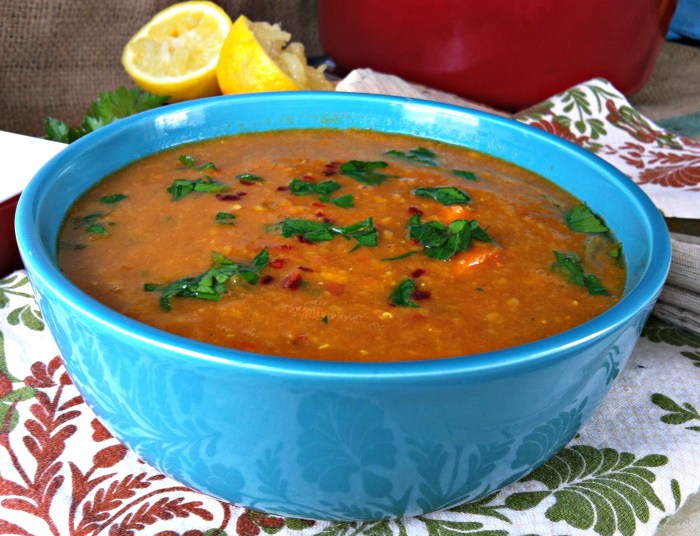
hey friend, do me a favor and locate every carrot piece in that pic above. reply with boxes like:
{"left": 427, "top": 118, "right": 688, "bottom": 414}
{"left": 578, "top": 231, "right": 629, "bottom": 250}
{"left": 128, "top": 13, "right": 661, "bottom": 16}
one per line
{"left": 453, "top": 241, "right": 502, "bottom": 273}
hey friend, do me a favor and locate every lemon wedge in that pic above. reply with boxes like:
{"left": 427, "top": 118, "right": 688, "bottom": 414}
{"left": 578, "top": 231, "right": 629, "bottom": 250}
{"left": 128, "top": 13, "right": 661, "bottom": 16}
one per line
{"left": 122, "top": 1, "right": 232, "bottom": 102}
{"left": 216, "top": 15, "right": 333, "bottom": 94}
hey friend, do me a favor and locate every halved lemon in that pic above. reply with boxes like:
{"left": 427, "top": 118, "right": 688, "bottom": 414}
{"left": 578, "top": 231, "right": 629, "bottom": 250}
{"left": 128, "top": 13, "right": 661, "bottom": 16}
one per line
{"left": 122, "top": 1, "right": 232, "bottom": 102}
{"left": 216, "top": 15, "right": 333, "bottom": 94}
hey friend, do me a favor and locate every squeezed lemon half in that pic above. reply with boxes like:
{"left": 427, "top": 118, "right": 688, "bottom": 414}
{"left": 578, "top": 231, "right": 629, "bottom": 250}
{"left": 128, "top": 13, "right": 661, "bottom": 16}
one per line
{"left": 216, "top": 15, "right": 333, "bottom": 94}
{"left": 122, "top": 1, "right": 232, "bottom": 102}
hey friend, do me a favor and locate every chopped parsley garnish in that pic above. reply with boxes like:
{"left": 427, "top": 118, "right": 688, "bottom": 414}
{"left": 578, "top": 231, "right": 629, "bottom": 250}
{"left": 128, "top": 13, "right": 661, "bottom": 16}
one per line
{"left": 167, "top": 177, "right": 228, "bottom": 201}
{"left": 177, "top": 155, "right": 218, "bottom": 172}
{"left": 608, "top": 241, "right": 624, "bottom": 267}
{"left": 45, "top": 86, "right": 168, "bottom": 143}
{"left": 322, "top": 315, "right": 329, "bottom": 324}
{"left": 323, "top": 194, "right": 355, "bottom": 208}
{"left": 408, "top": 214, "right": 492, "bottom": 261}
{"left": 236, "top": 173, "right": 264, "bottom": 183}
{"left": 382, "top": 251, "right": 418, "bottom": 261}
{"left": 453, "top": 170, "right": 478, "bottom": 181}
{"left": 385, "top": 147, "right": 438, "bottom": 167}
{"left": 275, "top": 217, "right": 378, "bottom": 251}
{"left": 388, "top": 278, "right": 421, "bottom": 308}
{"left": 340, "top": 160, "right": 397, "bottom": 185}
{"left": 145, "top": 249, "right": 269, "bottom": 311}
{"left": 289, "top": 178, "right": 341, "bottom": 196}
{"left": 551, "top": 251, "right": 609, "bottom": 296}
{"left": 73, "top": 212, "right": 109, "bottom": 236}
{"left": 288, "top": 178, "right": 355, "bottom": 208}
{"left": 414, "top": 186, "right": 471, "bottom": 205}
{"left": 100, "top": 194, "right": 127, "bottom": 204}
{"left": 215, "top": 212, "right": 236, "bottom": 225}
{"left": 565, "top": 204, "right": 609, "bottom": 233}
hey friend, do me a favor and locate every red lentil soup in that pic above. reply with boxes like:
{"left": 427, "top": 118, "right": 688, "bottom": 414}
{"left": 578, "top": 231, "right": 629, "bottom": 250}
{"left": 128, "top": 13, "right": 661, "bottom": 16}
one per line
{"left": 58, "top": 129, "right": 625, "bottom": 362}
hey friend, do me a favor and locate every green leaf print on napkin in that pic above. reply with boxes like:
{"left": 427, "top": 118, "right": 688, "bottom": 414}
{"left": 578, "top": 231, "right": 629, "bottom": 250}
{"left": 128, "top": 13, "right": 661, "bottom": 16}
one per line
{"left": 651, "top": 393, "right": 700, "bottom": 432}
{"left": 7, "top": 304, "right": 44, "bottom": 331}
{"left": 504, "top": 445, "right": 667, "bottom": 536}
{"left": 642, "top": 317, "right": 700, "bottom": 348}
{"left": 681, "top": 350, "right": 700, "bottom": 368}
{"left": 0, "top": 274, "right": 34, "bottom": 310}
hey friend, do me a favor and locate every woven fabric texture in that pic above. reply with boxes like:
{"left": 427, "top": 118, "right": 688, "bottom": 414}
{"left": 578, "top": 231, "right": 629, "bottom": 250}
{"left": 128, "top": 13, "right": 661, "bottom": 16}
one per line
{"left": 0, "top": 0, "right": 321, "bottom": 137}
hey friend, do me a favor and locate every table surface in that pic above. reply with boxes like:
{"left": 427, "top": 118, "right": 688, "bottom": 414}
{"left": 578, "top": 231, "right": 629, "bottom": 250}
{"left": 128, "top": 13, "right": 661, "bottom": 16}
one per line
{"left": 622, "top": 39, "right": 700, "bottom": 536}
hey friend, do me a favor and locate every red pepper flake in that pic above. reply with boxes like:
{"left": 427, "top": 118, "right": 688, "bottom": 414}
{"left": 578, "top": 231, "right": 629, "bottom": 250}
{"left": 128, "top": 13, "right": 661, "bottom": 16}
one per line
{"left": 291, "top": 334, "right": 309, "bottom": 346}
{"left": 270, "top": 244, "right": 293, "bottom": 251}
{"left": 411, "top": 289, "right": 432, "bottom": 301}
{"left": 298, "top": 266, "right": 314, "bottom": 272}
{"left": 322, "top": 170, "right": 336, "bottom": 176}
{"left": 411, "top": 268, "right": 426, "bottom": 278}
{"left": 216, "top": 192, "right": 246, "bottom": 201}
{"left": 239, "top": 180, "right": 257, "bottom": 186}
{"left": 270, "top": 258, "right": 286, "bottom": 269}
{"left": 282, "top": 271, "right": 303, "bottom": 290}
{"left": 300, "top": 175, "right": 317, "bottom": 183}
{"left": 408, "top": 206, "right": 423, "bottom": 216}
{"left": 314, "top": 211, "right": 334, "bottom": 224}
{"left": 260, "top": 275, "right": 274, "bottom": 285}
{"left": 276, "top": 186, "right": 290, "bottom": 192}
{"left": 311, "top": 202, "right": 326, "bottom": 208}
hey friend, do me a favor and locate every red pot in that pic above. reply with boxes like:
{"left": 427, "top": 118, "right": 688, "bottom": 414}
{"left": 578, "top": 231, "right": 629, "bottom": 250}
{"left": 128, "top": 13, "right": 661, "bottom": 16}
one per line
{"left": 319, "top": 0, "right": 677, "bottom": 110}
{"left": 0, "top": 194, "right": 22, "bottom": 276}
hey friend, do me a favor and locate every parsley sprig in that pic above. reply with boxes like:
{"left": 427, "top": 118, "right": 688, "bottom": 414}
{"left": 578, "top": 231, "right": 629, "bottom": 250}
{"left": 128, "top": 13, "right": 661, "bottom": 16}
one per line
{"left": 145, "top": 249, "right": 269, "bottom": 311}
{"left": 414, "top": 186, "right": 471, "bottom": 205}
{"left": 388, "top": 278, "right": 421, "bottom": 307}
{"left": 565, "top": 204, "right": 609, "bottom": 233}
{"left": 340, "top": 160, "right": 397, "bottom": 185}
{"left": 288, "top": 178, "right": 355, "bottom": 208}
{"left": 275, "top": 217, "right": 378, "bottom": 251}
{"left": 551, "top": 251, "right": 609, "bottom": 295}
{"left": 45, "top": 86, "right": 168, "bottom": 143}
{"left": 73, "top": 212, "right": 109, "bottom": 236}
{"left": 408, "top": 214, "right": 492, "bottom": 260}
{"left": 385, "top": 147, "right": 438, "bottom": 167}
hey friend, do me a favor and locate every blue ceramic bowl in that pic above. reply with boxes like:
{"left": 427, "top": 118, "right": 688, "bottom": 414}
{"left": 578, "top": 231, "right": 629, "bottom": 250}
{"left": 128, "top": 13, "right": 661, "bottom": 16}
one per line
{"left": 16, "top": 92, "right": 670, "bottom": 521}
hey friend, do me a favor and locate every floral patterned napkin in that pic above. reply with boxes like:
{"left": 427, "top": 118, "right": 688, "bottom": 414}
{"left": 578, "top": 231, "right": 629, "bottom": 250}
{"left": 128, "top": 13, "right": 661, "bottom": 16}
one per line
{"left": 1, "top": 75, "right": 699, "bottom": 535}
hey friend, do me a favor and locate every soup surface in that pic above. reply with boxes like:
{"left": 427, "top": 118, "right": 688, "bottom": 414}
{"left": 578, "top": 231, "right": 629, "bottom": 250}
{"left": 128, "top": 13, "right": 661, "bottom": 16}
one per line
{"left": 59, "top": 129, "right": 625, "bottom": 361}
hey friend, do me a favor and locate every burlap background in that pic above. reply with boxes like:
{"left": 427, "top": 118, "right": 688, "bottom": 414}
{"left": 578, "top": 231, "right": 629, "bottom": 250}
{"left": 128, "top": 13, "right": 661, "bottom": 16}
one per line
{"left": 0, "top": 0, "right": 322, "bottom": 138}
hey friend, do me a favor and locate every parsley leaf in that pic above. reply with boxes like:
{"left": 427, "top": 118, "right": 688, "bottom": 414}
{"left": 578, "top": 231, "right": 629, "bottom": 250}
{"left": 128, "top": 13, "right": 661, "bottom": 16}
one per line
{"left": 145, "top": 249, "right": 269, "bottom": 311}
{"left": 340, "top": 160, "right": 397, "bottom": 185}
{"left": 99, "top": 194, "right": 127, "bottom": 204}
{"left": 321, "top": 193, "right": 355, "bottom": 208}
{"left": 385, "top": 147, "right": 438, "bottom": 167}
{"left": 414, "top": 186, "right": 471, "bottom": 205}
{"left": 382, "top": 251, "right": 418, "bottom": 261}
{"left": 551, "top": 251, "right": 609, "bottom": 295}
{"left": 408, "top": 214, "right": 492, "bottom": 260}
{"left": 289, "top": 178, "right": 341, "bottom": 196}
{"left": 277, "top": 219, "right": 335, "bottom": 242}
{"left": 215, "top": 212, "right": 236, "bottom": 225}
{"left": 167, "top": 178, "right": 229, "bottom": 201}
{"left": 275, "top": 217, "right": 378, "bottom": 251}
{"left": 288, "top": 178, "right": 354, "bottom": 208}
{"left": 453, "top": 170, "right": 478, "bottom": 181}
{"left": 565, "top": 204, "right": 609, "bottom": 233}
{"left": 73, "top": 212, "right": 109, "bottom": 236}
{"left": 388, "top": 278, "right": 421, "bottom": 307}
{"left": 236, "top": 173, "right": 264, "bottom": 183}
{"left": 178, "top": 155, "right": 218, "bottom": 172}
{"left": 45, "top": 86, "right": 168, "bottom": 143}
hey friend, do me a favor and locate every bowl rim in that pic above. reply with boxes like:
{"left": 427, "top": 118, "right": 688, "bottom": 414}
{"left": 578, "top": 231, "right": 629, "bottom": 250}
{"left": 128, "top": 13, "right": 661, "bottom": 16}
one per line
{"left": 16, "top": 91, "right": 672, "bottom": 380}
